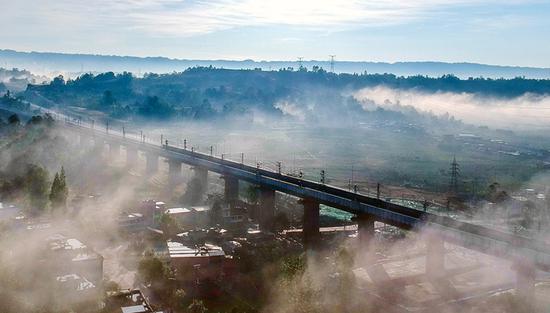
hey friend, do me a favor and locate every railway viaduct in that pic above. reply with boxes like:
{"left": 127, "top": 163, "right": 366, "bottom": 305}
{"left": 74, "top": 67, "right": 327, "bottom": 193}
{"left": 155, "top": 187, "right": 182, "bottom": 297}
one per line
{"left": 68, "top": 121, "right": 549, "bottom": 307}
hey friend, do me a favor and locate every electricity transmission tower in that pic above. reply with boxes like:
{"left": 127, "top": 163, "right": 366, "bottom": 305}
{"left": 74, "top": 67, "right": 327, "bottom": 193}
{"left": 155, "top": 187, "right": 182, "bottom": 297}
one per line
{"left": 449, "top": 156, "right": 460, "bottom": 194}
{"left": 297, "top": 57, "right": 304, "bottom": 70}
{"left": 329, "top": 55, "right": 336, "bottom": 73}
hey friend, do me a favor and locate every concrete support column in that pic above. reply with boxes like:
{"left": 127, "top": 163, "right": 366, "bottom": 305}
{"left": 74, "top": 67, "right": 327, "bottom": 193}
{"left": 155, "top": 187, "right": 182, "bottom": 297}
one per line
{"left": 302, "top": 198, "right": 320, "bottom": 250}
{"left": 168, "top": 158, "right": 182, "bottom": 184}
{"left": 79, "top": 134, "right": 91, "bottom": 147}
{"left": 109, "top": 143, "right": 120, "bottom": 159}
{"left": 126, "top": 147, "right": 138, "bottom": 167}
{"left": 223, "top": 175, "right": 239, "bottom": 204}
{"left": 194, "top": 167, "right": 208, "bottom": 188}
{"left": 514, "top": 261, "right": 536, "bottom": 311}
{"left": 93, "top": 138, "right": 104, "bottom": 154}
{"left": 356, "top": 214, "right": 375, "bottom": 246}
{"left": 259, "top": 188, "right": 276, "bottom": 232}
{"left": 145, "top": 153, "right": 159, "bottom": 174}
{"left": 426, "top": 236, "right": 445, "bottom": 278}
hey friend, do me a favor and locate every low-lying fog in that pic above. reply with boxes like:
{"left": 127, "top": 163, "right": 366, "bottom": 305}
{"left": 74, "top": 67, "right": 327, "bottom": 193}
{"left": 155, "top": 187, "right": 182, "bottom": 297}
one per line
{"left": 355, "top": 86, "right": 550, "bottom": 131}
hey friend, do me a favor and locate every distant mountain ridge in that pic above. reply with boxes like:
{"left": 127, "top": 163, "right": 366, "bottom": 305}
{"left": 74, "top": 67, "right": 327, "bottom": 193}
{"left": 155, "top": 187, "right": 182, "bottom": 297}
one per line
{"left": 1, "top": 49, "right": 549, "bottom": 79}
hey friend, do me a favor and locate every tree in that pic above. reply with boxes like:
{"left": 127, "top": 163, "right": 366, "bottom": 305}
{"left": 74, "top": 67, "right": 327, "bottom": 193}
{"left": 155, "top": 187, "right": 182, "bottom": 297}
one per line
{"left": 137, "top": 96, "right": 175, "bottom": 119}
{"left": 7, "top": 114, "right": 20, "bottom": 125}
{"left": 137, "top": 253, "right": 166, "bottom": 284}
{"left": 137, "top": 252, "right": 175, "bottom": 305}
{"left": 245, "top": 184, "right": 259, "bottom": 205}
{"left": 25, "top": 165, "right": 49, "bottom": 215}
{"left": 100, "top": 90, "right": 116, "bottom": 108}
{"left": 171, "top": 289, "right": 188, "bottom": 311}
{"left": 274, "top": 211, "right": 290, "bottom": 231}
{"left": 188, "top": 299, "right": 208, "bottom": 313}
{"left": 159, "top": 212, "right": 180, "bottom": 238}
{"left": 49, "top": 167, "right": 68, "bottom": 210}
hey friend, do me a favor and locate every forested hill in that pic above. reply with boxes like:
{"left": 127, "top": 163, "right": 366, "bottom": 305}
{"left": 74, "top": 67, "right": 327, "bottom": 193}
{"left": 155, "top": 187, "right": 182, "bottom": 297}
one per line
{"left": 21, "top": 67, "right": 550, "bottom": 121}
{"left": 2, "top": 49, "right": 550, "bottom": 79}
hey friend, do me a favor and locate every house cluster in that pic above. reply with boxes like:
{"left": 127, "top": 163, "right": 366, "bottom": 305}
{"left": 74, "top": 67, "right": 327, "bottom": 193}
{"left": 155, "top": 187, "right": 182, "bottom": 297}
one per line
{"left": 0, "top": 218, "right": 105, "bottom": 311}
{"left": 116, "top": 198, "right": 277, "bottom": 293}
{"left": 118, "top": 199, "right": 248, "bottom": 234}
{"left": 45, "top": 233, "right": 104, "bottom": 310}
{"left": 104, "top": 289, "right": 162, "bottom": 313}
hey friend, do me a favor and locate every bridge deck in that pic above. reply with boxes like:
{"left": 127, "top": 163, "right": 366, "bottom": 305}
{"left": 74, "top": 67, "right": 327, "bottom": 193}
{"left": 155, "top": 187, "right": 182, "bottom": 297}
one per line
{"left": 65, "top": 122, "right": 550, "bottom": 271}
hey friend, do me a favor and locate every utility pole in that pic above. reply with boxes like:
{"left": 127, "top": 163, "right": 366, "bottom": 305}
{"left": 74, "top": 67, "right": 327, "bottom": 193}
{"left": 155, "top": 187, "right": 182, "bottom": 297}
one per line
{"left": 277, "top": 162, "right": 282, "bottom": 175}
{"left": 377, "top": 183, "right": 381, "bottom": 199}
{"left": 184, "top": 139, "right": 187, "bottom": 150}
{"left": 241, "top": 153, "right": 244, "bottom": 164}
{"left": 210, "top": 145, "right": 213, "bottom": 156}
{"left": 329, "top": 55, "right": 336, "bottom": 73}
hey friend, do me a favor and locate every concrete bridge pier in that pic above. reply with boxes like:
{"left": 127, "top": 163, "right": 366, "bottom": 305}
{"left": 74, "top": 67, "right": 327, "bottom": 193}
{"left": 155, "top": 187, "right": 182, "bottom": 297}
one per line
{"left": 126, "top": 147, "right": 138, "bottom": 168}
{"left": 145, "top": 153, "right": 159, "bottom": 174}
{"left": 223, "top": 175, "right": 239, "bottom": 204}
{"left": 301, "top": 198, "right": 320, "bottom": 250}
{"left": 356, "top": 214, "right": 375, "bottom": 246}
{"left": 168, "top": 158, "right": 182, "bottom": 184}
{"left": 109, "top": 143, "right": 120, "bottom": 159}
{"left": 79, "top": 133, "right": 92, "bottom": 147}
{"left": 426, "top": 236, "right": 445, "bottom": 278}
{"left": 92, "top": 138, "right": 104, "bottom": 155}
{"left": 259, "top": 188, "right": 275, "bottom": 232}
{"left": 194, "top": 166, "right": 208, "bottom": 187}
{"left": 514, "top": 260, "right": 536, "bottom": 311}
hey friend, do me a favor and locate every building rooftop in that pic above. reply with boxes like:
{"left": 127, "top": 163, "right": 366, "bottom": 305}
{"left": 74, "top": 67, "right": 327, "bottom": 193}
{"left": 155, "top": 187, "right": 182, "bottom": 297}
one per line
{"left": 167, "top": 241, "right": 225, "bottom": 258}
{"left": 46, "top": 233, "right": 102, "bottom": 261}
{"left": 122, "top": 305, "right": 150, "bottom": 313}
{"left": 165, "top": 207, "right": 191, "bottom": 215}
{"left": 192, "top": 206, "right": 211, "bottom": 213}
{"left": 56, "top": 273, "right": 96, "bottom": 291}
{"left": 105, "top": 289, "right": 156, "bottom": 313}
{"left": 49, "top": 234, "right": 87, "bottom": 251}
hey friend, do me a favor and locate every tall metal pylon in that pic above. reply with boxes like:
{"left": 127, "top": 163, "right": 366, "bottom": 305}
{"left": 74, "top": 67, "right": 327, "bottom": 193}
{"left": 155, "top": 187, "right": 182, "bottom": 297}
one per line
{"left": 449, "top": 156, "right": 460, "bottom": 194}
{"left": 329, "top": 55, "right": 336, "bottom": 73}
{"left": 297, "top": 57, "right": 304, "bottom": 70}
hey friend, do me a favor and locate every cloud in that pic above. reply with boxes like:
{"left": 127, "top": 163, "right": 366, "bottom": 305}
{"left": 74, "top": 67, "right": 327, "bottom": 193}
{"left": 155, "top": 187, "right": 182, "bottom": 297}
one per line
{"left": 2, "top": 0, "right": 537, "bottom": 38}
{"left": 354, "top": 86, "right": 550, "bottom": 130}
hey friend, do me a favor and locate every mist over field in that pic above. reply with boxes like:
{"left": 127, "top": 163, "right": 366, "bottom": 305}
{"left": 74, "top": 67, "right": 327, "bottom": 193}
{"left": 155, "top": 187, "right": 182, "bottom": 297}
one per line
{"left": 2, "top": 54, "right": 550, "bottom": 313}
{"left": 4, "top": 0, "right": 550, "bottom": 311}
{"left": 354, "top": 86, "right": 550, "bottom": 130}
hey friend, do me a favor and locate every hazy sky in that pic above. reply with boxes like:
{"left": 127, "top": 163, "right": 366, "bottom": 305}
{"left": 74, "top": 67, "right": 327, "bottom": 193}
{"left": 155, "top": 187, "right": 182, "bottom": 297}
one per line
{"left": 1, "top": 0, "right": 549, "bottom": 67}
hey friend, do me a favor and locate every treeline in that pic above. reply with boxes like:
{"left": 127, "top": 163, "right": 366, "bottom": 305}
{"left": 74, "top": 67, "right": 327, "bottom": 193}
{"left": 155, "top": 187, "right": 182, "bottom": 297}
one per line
{"left": 22, "top": 67, "right": 550, "bottom": 121}
{"left": 0, "top": 67, "right": 49, "bottom": 92}
{"left": 0, "top": 113, "right": 68, "bottom": 216}
{"left": 0, "top": 90, "right": 31, "bottom": 112}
